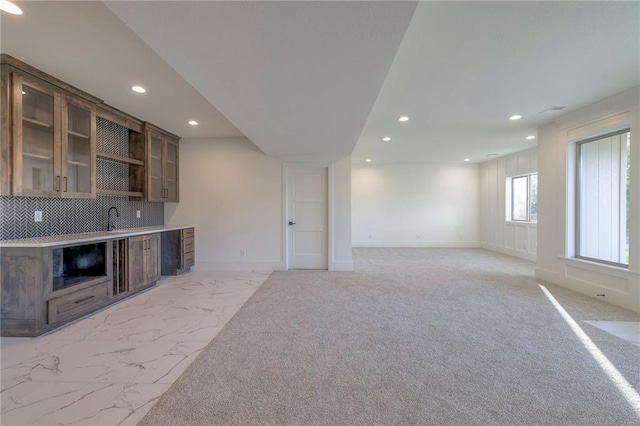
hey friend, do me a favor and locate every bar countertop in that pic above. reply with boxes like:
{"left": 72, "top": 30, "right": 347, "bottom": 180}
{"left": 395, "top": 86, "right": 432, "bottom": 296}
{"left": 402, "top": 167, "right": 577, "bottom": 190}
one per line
{"left": 0, "top": 225, "right": 195, "bottom": 248}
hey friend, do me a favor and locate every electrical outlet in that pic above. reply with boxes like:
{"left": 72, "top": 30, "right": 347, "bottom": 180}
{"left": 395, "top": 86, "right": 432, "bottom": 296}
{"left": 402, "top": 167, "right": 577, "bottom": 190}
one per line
{"left": 34, "top": 211, "right": 43, "bottom": 222}
{"left": 136, "top": 210, "right": 141, "bottom": 218}
{"left": 240, "top": 249, "right": 246, "bottom": 257}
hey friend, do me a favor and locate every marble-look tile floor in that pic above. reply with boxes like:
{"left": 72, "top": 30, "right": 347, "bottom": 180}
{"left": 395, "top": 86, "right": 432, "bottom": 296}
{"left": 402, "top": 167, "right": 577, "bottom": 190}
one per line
{"left": 0, "top": 270, "right": 270, "bottom": 426}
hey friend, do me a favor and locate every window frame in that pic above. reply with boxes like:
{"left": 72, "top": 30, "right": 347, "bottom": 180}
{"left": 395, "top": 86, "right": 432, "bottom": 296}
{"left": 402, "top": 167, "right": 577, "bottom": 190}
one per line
{"left": 574, "top": 128, "right": 630, "bottom": 268}
{"left": 507, "top": 172, "right": 537, "bottom": 223}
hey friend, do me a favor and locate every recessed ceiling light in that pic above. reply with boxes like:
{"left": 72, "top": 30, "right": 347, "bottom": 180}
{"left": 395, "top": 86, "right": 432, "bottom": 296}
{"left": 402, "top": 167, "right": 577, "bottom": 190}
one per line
{"left": 382, "top": 137, "right": 391, "bottom": 142}
{"left": 0, "top": 1, "right": 23, "bottom": 15}
{"left": 464, "top": 158, "right": 471, "bottom": 162}
{"left": 131, "top": 85, "right": 146, "bottom": 93}
{"left": 486, "top": 153, "right": 499, "bottom": 157}
{"left": 365, "top": 159, "right": 372, "bottom": 163}
{"left": 526, "top": 135, "right": 536, "bottom": 140}
{"left": 509, "top": 114, "right": 522, "bottom": 121}
{"left": 188, "top": 120, "right": 198, "bottom": 126}
{"left": 398, "top": 116, "right": 409, "bottom": 122}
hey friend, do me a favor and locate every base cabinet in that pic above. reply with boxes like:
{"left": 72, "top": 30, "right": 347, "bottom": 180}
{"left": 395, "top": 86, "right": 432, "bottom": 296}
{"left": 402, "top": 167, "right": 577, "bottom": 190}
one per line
{"left": 0, "top": 247, "right": 50, "bottom": 336}
{"left": 47, "top": 279, "right": 111, "bottom": 324}
{"left": 161, "top": 227, "right": 195, "bottom": 275}
{"left": 128, "top": 233, "right": 160, "bottom": 291}
{"left": 1, "top": 233, "right": 164, "bottom": 337}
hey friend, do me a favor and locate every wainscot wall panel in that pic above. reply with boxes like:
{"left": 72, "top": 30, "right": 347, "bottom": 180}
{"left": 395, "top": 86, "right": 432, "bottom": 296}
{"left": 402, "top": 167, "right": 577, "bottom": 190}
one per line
{"left": 480, "top": 147, "right": 537, "bottom": 262}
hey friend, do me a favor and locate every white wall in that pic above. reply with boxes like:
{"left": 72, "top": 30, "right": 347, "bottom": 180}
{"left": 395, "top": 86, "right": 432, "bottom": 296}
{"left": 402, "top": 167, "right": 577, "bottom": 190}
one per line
{"left": 351, "top": 163, "right": 479, "bottom": 247}
{"left": 165, "top": 137, "right": 353, "bottom": 271}
{"left": 165, "top": 137, "right": 284, "bottom": 270}
{"left": 330, "top": 157, "right": 354, "bottom": 270}
{"left": 536, "top": 87, "right": 640, "bottom": 312}
{"left": 480, "top": 148, "right": 537, "bottom": 261}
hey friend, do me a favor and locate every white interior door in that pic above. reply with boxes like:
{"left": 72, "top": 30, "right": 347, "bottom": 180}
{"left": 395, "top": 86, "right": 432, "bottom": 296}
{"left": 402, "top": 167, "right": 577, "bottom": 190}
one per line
{"left": 287, "top": 166, "right": 328, "bottom": 269}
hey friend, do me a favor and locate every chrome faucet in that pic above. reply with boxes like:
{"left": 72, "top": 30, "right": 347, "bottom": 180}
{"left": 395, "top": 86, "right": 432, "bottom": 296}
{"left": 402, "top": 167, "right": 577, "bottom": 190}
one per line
{"left": 107, "top": 206, "right": 120, "bottom": 231}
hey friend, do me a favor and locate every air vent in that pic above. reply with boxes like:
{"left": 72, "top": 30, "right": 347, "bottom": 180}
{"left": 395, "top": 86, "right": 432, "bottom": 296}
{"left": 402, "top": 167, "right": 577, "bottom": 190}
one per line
{"left": 486, "top": 153, "right": 499, "bottom": 157}
{"left": 539, "top": 105, "right": 567, "bottom": 114}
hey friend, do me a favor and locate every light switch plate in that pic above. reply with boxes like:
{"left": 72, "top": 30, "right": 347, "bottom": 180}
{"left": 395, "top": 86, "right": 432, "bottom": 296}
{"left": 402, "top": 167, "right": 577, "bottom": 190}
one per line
{"left": 136, "top": 210, "right": 141, "bottom": 218}
{"left": 34, "top": 211, "right": 43, "bottom": 222}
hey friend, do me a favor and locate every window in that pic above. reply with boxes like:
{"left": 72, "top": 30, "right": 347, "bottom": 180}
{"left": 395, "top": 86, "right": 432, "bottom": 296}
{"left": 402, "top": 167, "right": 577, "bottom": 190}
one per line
{"left": 576, "top": 130, "right": 630, "bottom": 267}
{"left": 506, "top": 173, "right": 537, "bottom": 222}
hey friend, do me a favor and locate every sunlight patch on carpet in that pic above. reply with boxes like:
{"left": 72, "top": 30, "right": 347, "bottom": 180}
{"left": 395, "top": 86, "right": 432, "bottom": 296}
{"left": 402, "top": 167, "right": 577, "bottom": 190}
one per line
{"left": 539, "top": 284, "right": 640, "bottom": 418}
{"left": 583, "top": 320, "right": 640, "bottom": 346}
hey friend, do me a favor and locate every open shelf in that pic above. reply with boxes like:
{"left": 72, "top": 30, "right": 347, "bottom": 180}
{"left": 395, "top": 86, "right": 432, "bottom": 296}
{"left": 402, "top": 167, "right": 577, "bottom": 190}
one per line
{"left": 97, "top": 152, "right": 144, "bottom": 166}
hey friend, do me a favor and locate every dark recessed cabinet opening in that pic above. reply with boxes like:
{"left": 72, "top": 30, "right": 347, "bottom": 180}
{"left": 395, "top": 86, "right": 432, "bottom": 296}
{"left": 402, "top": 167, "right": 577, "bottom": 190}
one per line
{"left": 52, "top": 242, "right": 107, "bottom": 291}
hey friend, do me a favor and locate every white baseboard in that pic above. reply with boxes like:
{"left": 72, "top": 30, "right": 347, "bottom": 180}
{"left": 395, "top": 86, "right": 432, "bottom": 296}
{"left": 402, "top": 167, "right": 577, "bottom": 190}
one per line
{"left": 330, "top": 261, "right": 353, "bottom": 271}
{"left": 352, "top": 241, "right": 480, "bottom": 248}
{"left": 196, "top": 260, "right": 284, "bottom": 271}
{"left": 535, "top": 266, "right": 639, "bottom": 313}
{"left": 481, "top": 243, "right": 536, "bottom": 262}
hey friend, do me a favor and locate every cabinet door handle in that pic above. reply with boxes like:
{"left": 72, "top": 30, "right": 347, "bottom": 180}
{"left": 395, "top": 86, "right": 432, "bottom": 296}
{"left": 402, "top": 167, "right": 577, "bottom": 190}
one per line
{"left": 55, "top": 176, "right": 61, "bottom": 191}
{"left": 63, "top": 177, "right": 68, "bottom": 192}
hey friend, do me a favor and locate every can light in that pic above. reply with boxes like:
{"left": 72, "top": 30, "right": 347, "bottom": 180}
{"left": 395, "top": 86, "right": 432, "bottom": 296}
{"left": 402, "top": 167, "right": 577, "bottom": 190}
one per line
{"left": 365, "top": 159, "right": 372, "bottom": 163}
{"left": 382, "top": 137, "right": 391, "bottom": 142}
{"left": 398, "top": 116, "right": 409, "bottom": 122}
{"left": 131, "top": 85, "right": 146, "bottom": 93}
{"left": 188, "top": 120, "right": 198, "bottom": 126}
{"left": 526, "top": 135, "right": 536, "bottom": 140}
{"left": 0, "top": 1, "right": 23, "bottom": 15}
{"left": 464, "top": 158, "right": 471, "bottom": 162}
{"left": 509, "top": 114, "right": 522, "bottom": 121}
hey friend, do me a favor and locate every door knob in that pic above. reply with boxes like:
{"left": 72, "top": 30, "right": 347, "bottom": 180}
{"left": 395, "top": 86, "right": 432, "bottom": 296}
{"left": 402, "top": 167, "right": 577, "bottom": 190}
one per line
{"left": 288, "top": 221, "right": 296, "bottom": 226}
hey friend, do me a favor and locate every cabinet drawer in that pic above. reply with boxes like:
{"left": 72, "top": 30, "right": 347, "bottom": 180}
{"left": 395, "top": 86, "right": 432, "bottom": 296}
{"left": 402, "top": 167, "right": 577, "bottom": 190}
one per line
{"left": 182, "top": 237, "right": 194, "bottom": 253}
{"left": 48, "top": 281, "right": 109, "bottom": 324}
{"left": 182, "top": 228, "right": 194, "bottom": 239}
{"left": 183, "top": 251, "right": 195, "bottom": 268}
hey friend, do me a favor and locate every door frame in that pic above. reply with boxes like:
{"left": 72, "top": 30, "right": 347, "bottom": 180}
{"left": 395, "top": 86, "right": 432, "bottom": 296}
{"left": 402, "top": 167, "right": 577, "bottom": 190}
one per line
{"left": 282, "top": 163, "right": 333, "bottom": 271}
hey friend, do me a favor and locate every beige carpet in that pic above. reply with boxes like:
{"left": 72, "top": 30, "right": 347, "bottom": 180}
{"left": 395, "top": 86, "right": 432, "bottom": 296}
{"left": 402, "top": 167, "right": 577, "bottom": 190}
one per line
{"left": 140, "top": 248, "right": 640, "bottom": 425}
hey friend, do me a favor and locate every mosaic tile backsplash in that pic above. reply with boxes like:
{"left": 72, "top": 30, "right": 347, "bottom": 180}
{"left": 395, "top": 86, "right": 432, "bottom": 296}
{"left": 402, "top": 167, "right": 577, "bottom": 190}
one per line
{"left": 0, "top": 195, "right": 163, "bottom": 240}
{"left": 0, "top": 118, "right": 164, "bottom": 240}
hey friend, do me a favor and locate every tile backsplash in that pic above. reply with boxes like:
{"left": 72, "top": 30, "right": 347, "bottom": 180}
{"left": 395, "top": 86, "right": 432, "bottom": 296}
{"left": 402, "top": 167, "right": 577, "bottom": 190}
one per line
{"left": 0, "top": 195, "right": 163, "bottom": 240}
{"left": 0, "top": 118, "right": 163, "bottom": 241}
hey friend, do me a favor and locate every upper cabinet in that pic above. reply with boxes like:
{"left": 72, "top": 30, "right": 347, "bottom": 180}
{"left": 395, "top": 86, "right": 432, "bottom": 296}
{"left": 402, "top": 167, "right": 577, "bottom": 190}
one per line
{"left": 2, "top": 61, "right": 97, "bottom": 199}
{"left": 146, "top": 124, "right": 179, "bottom": 203}
{"left": 1, "top": 55, "right": 180, "bottom": 202}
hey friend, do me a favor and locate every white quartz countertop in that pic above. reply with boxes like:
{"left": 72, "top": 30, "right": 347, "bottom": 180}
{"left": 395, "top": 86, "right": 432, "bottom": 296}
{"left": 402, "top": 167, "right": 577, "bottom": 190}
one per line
{"left": 0, "top": 225, "right": 194, "bottom": 248}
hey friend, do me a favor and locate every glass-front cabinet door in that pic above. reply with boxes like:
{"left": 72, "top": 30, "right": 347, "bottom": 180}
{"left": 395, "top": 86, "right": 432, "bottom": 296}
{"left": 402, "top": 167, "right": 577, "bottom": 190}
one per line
{"left": 11, "top": 72, "right": 96, "bottom": 198}
{"left": 165, "top": 139, "right": 179, "bottom": 202}
{"left": 61, "top": 96, "right": 96, "bottom": 198}
{"left": 147, "top": 130, "right": 165, "bottom": 201}
{"left": 12, "top": 74, "right": 60, "bottom": 196}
